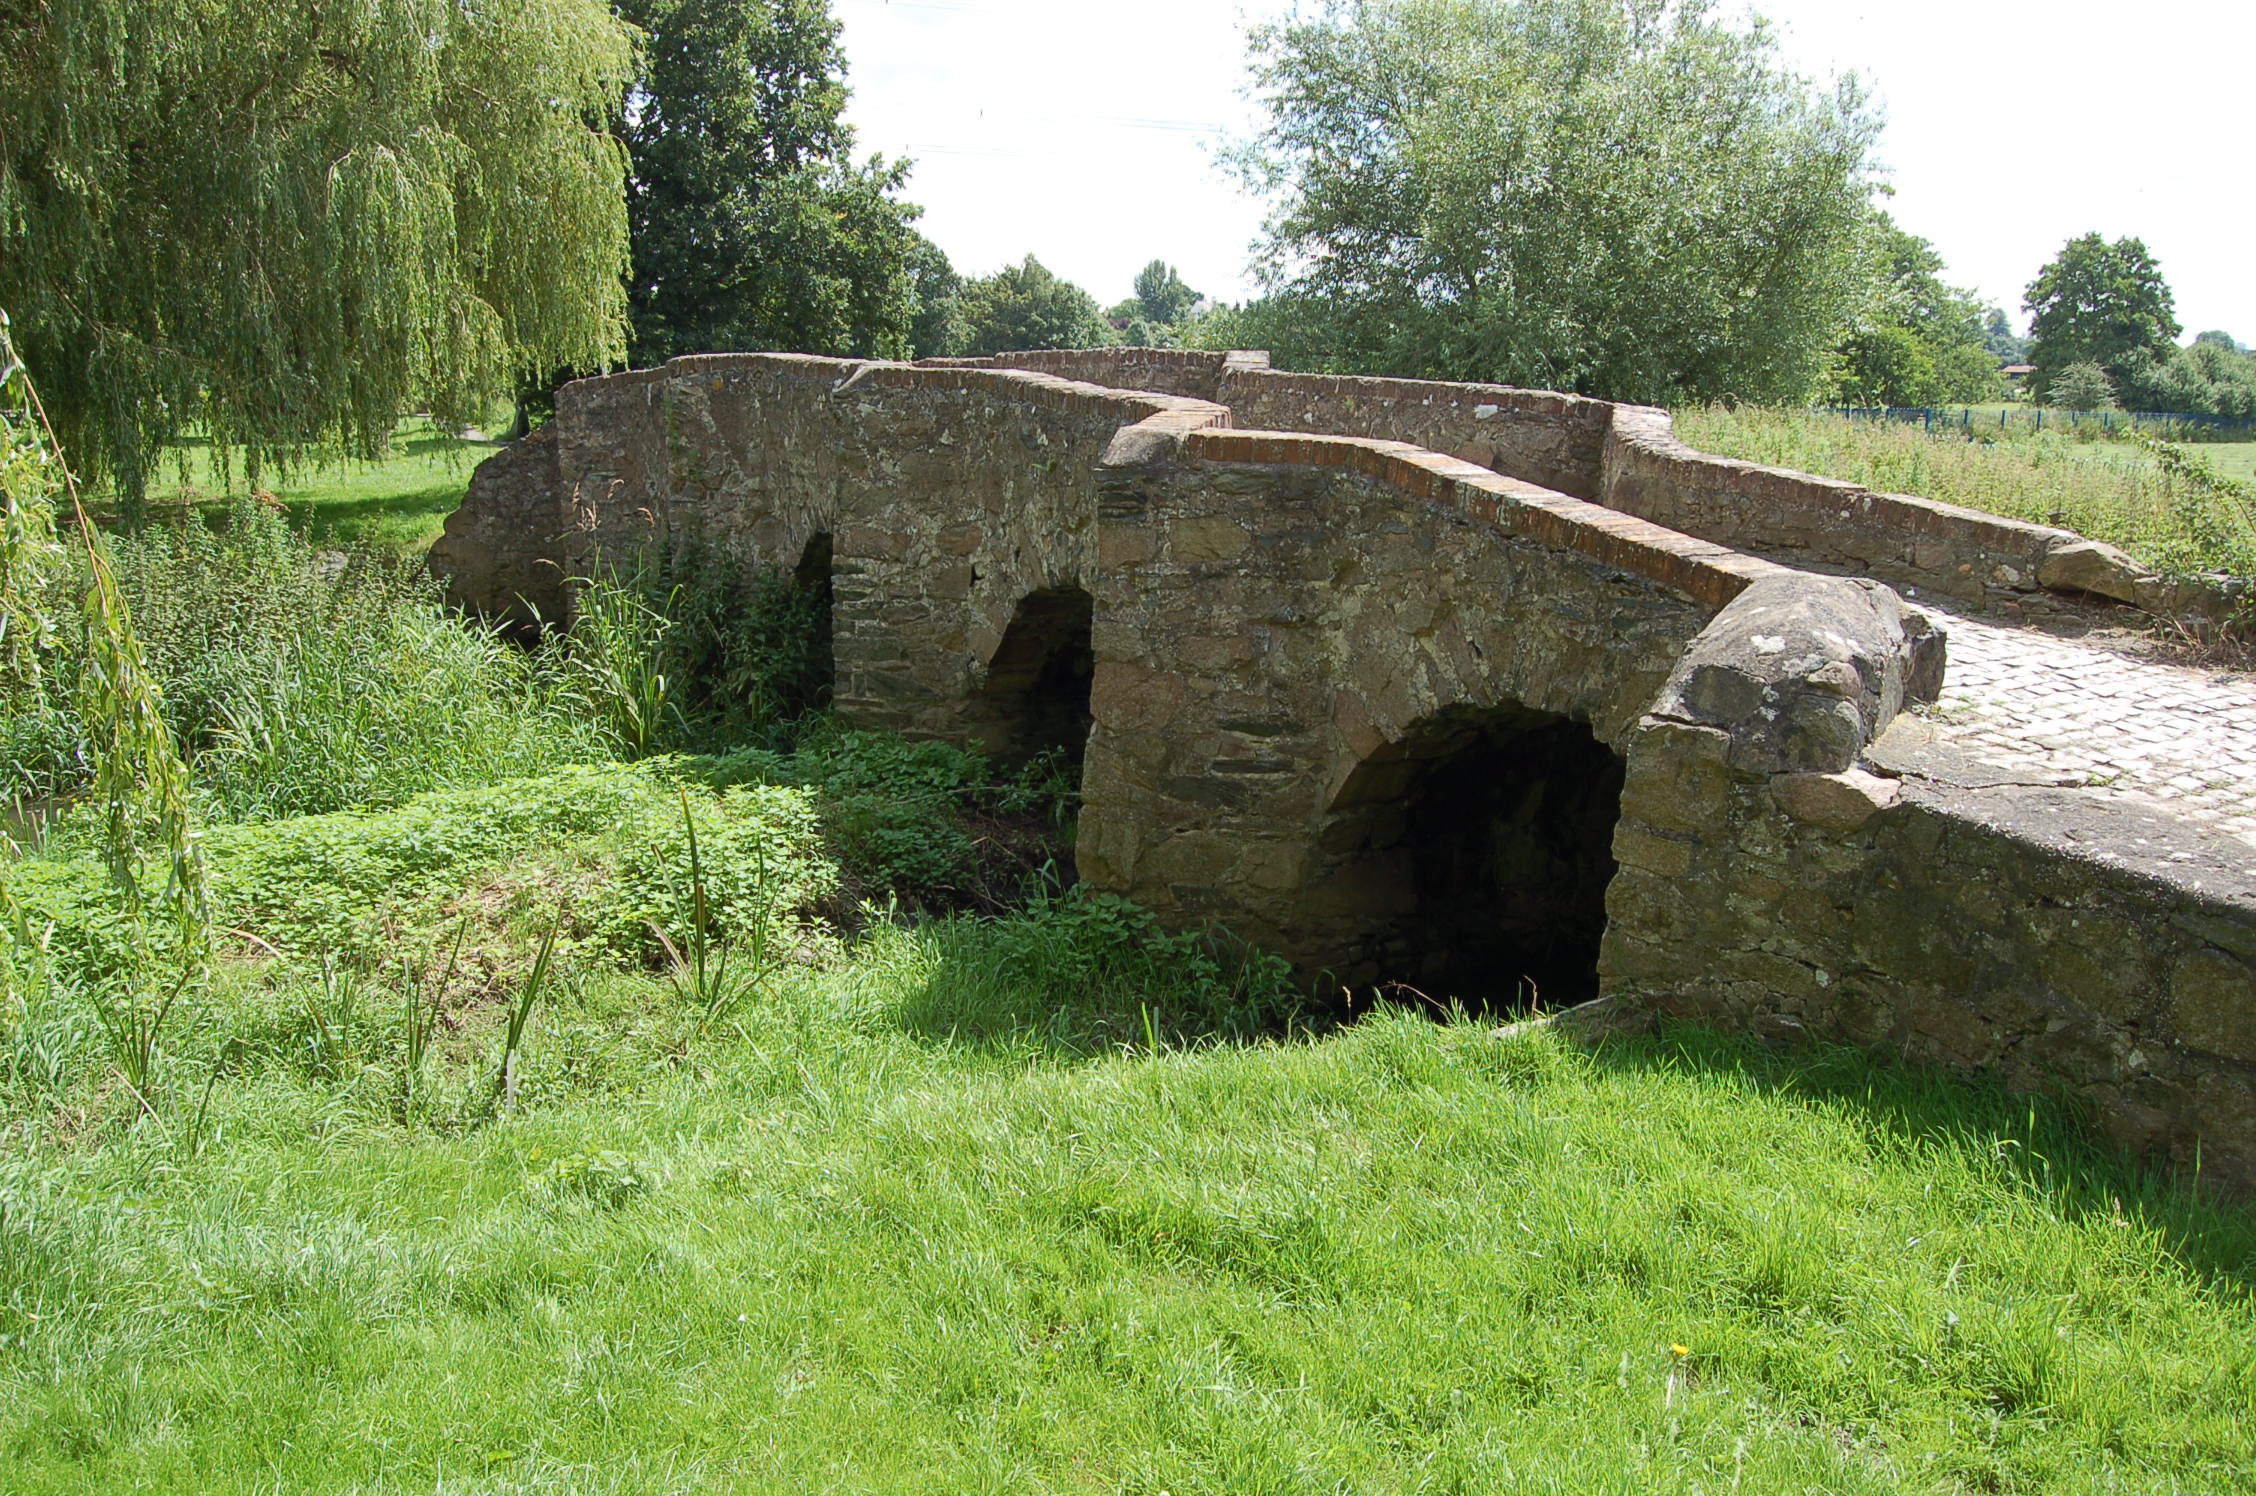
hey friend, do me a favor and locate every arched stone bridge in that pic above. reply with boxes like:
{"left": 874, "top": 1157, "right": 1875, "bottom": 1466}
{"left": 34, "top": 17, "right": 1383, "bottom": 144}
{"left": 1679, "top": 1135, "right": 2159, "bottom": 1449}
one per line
{"left": 434, "top": 348, "right": 2256, "bottom": 1191}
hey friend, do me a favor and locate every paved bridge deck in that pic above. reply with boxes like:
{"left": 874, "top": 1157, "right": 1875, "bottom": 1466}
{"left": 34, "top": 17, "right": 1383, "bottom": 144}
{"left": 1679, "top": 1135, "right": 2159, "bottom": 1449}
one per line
{"left": 1912, "top": 606, "right": 2256, "bottom": 851}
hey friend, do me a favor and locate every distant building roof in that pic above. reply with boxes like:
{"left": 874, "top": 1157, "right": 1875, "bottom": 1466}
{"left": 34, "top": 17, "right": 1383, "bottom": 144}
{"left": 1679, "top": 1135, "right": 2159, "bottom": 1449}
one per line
{"left": 2002, "top": 364, "right": 2036, "bottom": 376}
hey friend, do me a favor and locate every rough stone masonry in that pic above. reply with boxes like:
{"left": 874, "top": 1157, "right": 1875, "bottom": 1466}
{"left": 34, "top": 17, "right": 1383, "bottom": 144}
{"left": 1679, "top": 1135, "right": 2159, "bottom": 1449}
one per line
{"left": 432, "top": 348, "right": 2256, "bottom": 1194}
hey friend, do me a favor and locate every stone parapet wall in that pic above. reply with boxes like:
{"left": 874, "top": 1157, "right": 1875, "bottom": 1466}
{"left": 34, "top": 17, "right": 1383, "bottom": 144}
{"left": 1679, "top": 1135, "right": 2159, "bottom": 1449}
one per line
{"left": 1216, "top": 370, "right": 1614, "bottom": 503}
{"left": 914, "top": 349, "right": 2200, "bottom": 620}
{"left": 921, "top": 348, "right": 1265, "bottom": 404}
{"left": 1599, "top": 405, "right": 2163, "bottom": 613}
{"left": 1181, "top": 428, "right": 1783, "bottom": 611}
{"left": 1603, "top": 713, "right": 2256, "bottom": 1187}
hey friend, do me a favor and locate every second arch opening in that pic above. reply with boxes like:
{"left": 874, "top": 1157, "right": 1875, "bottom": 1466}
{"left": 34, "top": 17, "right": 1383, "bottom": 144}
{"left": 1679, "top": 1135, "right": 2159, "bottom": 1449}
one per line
{"left": 1314, "top": 703, "right": 1626, "bottom": 1013}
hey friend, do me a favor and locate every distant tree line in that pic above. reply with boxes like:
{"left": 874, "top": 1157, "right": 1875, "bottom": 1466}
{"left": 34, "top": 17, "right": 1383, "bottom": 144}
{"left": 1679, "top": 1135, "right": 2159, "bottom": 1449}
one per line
{"left": 11, "top": 0, "right": 2248, "bottom": 507}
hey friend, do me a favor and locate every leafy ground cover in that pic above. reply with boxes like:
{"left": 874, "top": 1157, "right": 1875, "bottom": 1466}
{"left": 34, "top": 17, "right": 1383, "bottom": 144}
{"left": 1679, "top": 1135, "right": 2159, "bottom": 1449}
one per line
{"left": 1677, "top": 407, "right": 2256, "bottom": 585}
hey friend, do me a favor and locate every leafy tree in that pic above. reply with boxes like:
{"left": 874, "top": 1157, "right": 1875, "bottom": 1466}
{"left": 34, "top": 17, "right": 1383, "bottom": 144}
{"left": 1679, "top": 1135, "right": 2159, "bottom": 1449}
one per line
{"left": 1132, "top": 261, "right": 1202, "bottom": 327}
{"left": 2137, "top": 337, "right": 2256, "bottom": 420}
{"left": 0, "top": 0, "right": 637, "bottom": 508}
{"left": 906, "top": 234, "right": 967, "bottom": 359}
{"left": 2024, "top": 234, "right": 2179, "bottom": 405}
{"left": 1932, "top": 342, "right": 2007, "bottom": 403}
{"left": 1831, "top": 325, "right": 1942, "bottom": 409}
{"left": 2047, "top": 361, "right": 2119, "bottom": 412}
{"left": 1984, "top": 309, "right": 2031, "bottom": 366}
{"left": 1230, "top": 0, "right": 1880, "bottom": 404}
{"left": 1830, "top": 216, "right": 1999, "bottom": 406}
{"left": 619, "top": 0, "right": 923, "bottom": 365}
{"left": 957, "top": 258, "right": 1115, "bottom": 356}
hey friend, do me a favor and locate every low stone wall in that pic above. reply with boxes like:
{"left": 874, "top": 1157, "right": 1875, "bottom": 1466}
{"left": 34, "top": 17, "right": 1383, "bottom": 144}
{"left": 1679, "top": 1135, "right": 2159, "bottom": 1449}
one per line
{"left": 1599, "top": 406, "right": 2167, "bottom": 613}
{"left": 1604, "top": 707, "right": 2256, "bottom": 1187}
{"left": 1217, "top": 371, "right": 1614, "bottom": 502}
{"left": 961, "top": 348, "right": 1259, "bottom": 404}
{"left": 918, "top": 350, "right": 2206, "bottom": 619}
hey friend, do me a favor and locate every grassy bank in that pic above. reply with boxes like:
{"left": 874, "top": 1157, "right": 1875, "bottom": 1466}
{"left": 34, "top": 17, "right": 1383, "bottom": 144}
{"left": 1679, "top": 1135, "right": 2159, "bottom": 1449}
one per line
{"left": 1676, "top": 407, "right": 2256, "bottom": 583}
{"left": 3, "top": 835, "right": 2252, "bottom": 1491}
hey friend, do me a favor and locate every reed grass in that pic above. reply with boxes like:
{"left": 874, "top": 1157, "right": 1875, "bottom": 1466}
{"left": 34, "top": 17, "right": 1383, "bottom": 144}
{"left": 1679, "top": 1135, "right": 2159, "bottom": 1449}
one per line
{"left": 2, "top": 497, "right": 610, "bottom": 821}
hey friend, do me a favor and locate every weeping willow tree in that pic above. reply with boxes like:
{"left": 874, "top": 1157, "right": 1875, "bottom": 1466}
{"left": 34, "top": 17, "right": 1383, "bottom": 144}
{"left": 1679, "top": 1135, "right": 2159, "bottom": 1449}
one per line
{"left": 0, "top": 0, "right": 638, "bottom": 508}
{"left": 2, "top": 312, "right": 208, "bottom": 1030}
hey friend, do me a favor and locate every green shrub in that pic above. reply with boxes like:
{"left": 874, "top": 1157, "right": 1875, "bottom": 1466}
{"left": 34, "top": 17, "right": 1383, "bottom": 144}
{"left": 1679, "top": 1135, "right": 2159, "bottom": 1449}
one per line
{"left": 617, "top": 539, "right": 833, "bottom": 749}
{"left": 11, "top": 762, "right": 836, "bottom": 983}
{"left": 689, "top": 730, "right": 1076, "bottom": 911}
{"left": 599, "top": 781, "right": 836, "bottom": 960}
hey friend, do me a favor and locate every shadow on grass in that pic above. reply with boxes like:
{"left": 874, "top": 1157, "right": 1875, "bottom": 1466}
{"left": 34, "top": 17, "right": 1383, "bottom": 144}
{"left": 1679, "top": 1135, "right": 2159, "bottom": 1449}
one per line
{"left": 862, "top": 902, "right": 2256, "bottom": 1294}
{"left": 875, "top": 899, "right": 1321, "bottom": 1062}
{"left": 1575, "top": 1018, "right": 2256, "bottom": 1297}
{"left": 281, "top": 480, "right": 468, "bottom": 544}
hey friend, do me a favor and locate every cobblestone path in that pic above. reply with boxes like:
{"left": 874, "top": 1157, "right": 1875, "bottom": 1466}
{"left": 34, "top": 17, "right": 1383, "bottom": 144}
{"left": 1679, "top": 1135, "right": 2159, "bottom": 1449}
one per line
{"left": 1915, "top": 605, "right": 2256, "bottom": 850}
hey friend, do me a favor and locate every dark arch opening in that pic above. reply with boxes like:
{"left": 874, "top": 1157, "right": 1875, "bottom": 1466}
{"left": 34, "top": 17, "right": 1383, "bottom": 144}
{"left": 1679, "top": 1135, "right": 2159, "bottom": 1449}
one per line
{"left": 1317, "top": 704, "right": 1625, "bottom": 1013}
{"left": 975, "top": 586, "right": 1095, "bottom": 776}
{"left": 791, "top": 530, "right": 836, "bottom": 713}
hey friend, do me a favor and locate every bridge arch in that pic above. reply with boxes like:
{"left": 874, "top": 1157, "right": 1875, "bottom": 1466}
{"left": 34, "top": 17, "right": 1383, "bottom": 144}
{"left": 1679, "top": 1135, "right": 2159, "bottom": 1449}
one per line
{"left": 969, "top": 585, "right": 1096, "bottom": 775}
{"left": 1305, "top": 703, "right": 1627, "bottom": 1011}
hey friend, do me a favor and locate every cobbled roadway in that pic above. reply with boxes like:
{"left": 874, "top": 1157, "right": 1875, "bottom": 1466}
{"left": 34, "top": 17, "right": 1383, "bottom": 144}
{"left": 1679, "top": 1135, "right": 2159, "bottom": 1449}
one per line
{"left": 1914, "top": 603, "right": 2256, "bottom": 852}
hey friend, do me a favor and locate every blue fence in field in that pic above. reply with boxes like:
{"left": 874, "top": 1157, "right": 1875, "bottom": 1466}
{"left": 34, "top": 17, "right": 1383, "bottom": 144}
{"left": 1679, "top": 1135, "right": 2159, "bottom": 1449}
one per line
{"left": 1827, "top": 406, "right": 2256, "bottom": 441}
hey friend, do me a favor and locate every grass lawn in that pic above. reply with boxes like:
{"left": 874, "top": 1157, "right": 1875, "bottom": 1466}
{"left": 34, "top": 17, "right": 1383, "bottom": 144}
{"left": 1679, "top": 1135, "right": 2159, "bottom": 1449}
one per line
{"left": 2202, "top": 442, "right": 2256, "bottom": 484}
{"left": 5, "top": 764, "right": 2253, "bottom": 1495}
{"left": 1675, "top": 407, "right": 2256, "bottom": 583}
{"left": 147, "top": 417, "right": 496, "bottom": 554}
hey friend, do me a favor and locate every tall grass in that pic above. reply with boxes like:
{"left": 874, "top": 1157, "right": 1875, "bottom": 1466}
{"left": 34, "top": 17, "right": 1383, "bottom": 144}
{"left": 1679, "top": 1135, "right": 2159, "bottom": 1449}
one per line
{"left": 2, "top": 498, "right": 610, "bottom": 821}
{"left": 1677, "top": 405, "right": 2256, "bottom": 582}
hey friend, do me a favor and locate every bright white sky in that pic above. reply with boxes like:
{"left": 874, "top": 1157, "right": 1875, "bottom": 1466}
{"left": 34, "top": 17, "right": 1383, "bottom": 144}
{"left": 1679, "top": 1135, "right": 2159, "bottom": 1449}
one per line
{"left": 835, "top": 0, "right": 2255, "bottom": 339}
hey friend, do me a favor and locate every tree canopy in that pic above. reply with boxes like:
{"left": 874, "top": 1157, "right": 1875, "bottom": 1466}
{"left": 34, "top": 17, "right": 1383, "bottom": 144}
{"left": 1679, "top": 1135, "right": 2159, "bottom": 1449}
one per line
{"left": 2023, "top": 234, "right": 2179, "bottom": 406}
{"left": 906, "top": 235, "right": 968, "bottom": 359}
{"left": 619, "top": 0, "right": 924, "bottom": 365}
{"left": 1828, "top": 216, "right": 2001, "bottom": 407}
{"left": 1231, "top": 0, "right": 1881, "bottom": 405}
{"left": 957, "top": 258, "right": 1115, "bottom": 357}
{"left": 1132, "top": 262, "right": 1202, "bottom": 327}
{"left": 0, "top": 0, "right": 638, "bottom": 504}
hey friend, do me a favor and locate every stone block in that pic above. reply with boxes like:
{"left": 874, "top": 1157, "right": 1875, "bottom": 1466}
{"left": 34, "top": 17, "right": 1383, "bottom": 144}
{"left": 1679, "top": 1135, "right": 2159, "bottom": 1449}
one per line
{"left": 1772, "top": 769, "right": 1902, "bottom": 833}
{"left": 1611, "top": 826, "right": 1696, "bottom": 879}
{"left": 2172, "top": 948, "right": 2256, "bottom": 1062}
{"left": 1172, "top": 516, "right": 1252, "bottom": 562}
{"left": 2037, "top": 537, "right": 2154, "bottom": 604}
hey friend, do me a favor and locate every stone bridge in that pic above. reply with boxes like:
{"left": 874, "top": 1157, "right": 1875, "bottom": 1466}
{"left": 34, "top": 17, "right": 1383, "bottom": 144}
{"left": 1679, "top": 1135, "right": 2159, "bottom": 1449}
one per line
{"left": 434, "top": 348, "right": 2256, "bottom": 1192}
